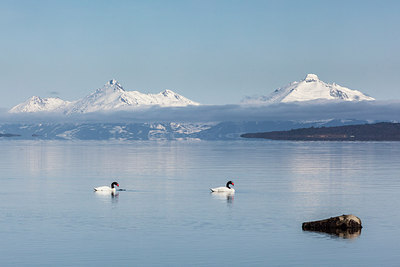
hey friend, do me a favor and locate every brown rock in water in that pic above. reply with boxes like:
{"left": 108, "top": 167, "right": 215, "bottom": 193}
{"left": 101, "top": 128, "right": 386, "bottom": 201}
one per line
{"left": 302, "top": 214, "right": 362, "bottom": 238}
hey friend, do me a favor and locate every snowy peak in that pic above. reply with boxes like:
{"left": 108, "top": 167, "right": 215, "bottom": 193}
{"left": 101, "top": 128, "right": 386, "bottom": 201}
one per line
{"left": 107, "top": 79, "right": 124, "bottom": 91}
{"left": 304, "top": 74, "right": 319, "bottom": 82}
{"left": 153, "top": 89, "right": 198, "bottom": 106}
{"left": 108, "top": 79, "right": 118, "bottom": 86}
{"left": 97, "top": 79, "right": 125, "bottom": 93}
{"left": 161, "top": 89, "right": 174, "bottom": 96}
{"left": 9, "top": 96, "right": 70, "bottom": 113}
{"left": 69, "top": 82, "right": 199, "bottom": 114}
{"left": 243, "top": 74, "right": 375, "bottom": 104}
{"left": 10, "top": 80, "right": 200, "bottom": 114}
{"left": 160, "top": 89, "right": 188, "bottom": 101}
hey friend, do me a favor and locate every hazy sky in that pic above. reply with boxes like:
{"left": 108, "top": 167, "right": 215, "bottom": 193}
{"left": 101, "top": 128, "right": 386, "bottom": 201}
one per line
{"left": 1, "top": 0, "right": 399, "bottom": 109}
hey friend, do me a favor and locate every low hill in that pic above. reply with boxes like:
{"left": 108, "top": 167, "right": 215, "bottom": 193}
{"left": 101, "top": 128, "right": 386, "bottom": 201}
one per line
{"left": 241, "top": 122, "right": 400, "bottom": 141}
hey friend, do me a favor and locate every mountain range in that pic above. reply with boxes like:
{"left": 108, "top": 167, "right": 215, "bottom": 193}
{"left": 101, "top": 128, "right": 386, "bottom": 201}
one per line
{"left": 1, "top": 75, "right": 390, "bottom": 141}
{"left": 9, "top": 74, "right": 375, "bottom": 114}
{"left": 242, "top": 74, "right": 374, "bottom": 104}
{"left": 9, "top": 79, "right": 199, "bottom": 114}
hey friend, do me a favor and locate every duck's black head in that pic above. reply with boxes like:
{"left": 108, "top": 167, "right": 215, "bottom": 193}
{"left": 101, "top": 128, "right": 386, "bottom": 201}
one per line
{"left": 111, "top": 181, "right": 119, "bottom": 188}
{"left": 226, "top": 181, "right": 234, "bottom": 188}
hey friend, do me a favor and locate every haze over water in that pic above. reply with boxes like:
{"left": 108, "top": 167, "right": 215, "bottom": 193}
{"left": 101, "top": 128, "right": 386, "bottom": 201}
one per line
{"left": 1, "top": 140, "right": 399, "bottom": 266}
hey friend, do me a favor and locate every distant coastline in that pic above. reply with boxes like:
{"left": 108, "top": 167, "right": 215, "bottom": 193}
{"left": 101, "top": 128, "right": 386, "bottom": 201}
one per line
{"left": 0, "top": 133, "right": 20, "bottom": 138}
{"left": 241, "top": 122, "right": 400, "bottom": 141}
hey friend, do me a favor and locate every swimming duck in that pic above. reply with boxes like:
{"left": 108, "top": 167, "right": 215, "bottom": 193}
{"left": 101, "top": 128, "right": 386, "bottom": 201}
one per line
{"left": 94, "top": 182, "right": 119, "bottom": 193}
{"left": 210, "top": 181, "right": 235, "bottom": 193}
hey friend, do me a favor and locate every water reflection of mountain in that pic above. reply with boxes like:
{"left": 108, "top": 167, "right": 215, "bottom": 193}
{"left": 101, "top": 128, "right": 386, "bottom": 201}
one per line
{"left": 0, "top": 119, "right": 369, "bottom": 140}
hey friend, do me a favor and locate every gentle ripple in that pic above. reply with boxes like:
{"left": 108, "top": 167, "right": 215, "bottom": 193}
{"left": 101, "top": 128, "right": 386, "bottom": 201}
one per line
{"left": 0, "top": 140, "right": 400, "bottom": 266}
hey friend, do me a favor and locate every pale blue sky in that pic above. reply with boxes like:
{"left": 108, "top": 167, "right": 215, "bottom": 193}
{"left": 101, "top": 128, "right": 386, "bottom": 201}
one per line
{"left": 1, "top": 0, "right": 399, "bottom": 108}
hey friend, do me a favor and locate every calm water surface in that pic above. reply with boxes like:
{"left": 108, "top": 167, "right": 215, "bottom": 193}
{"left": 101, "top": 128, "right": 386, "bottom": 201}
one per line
{"left": 1, "top": 140, "right": 400, "bottom": 266}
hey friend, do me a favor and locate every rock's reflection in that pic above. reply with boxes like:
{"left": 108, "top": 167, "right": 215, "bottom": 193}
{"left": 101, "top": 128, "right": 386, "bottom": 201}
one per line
{"left": 303, "top": 228, "right": 362, "bottom": 239}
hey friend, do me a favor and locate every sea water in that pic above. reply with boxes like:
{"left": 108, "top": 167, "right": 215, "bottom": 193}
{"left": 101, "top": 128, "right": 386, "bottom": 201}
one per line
{"left": 1, "top": 140, "right": 400, "bottom": 266}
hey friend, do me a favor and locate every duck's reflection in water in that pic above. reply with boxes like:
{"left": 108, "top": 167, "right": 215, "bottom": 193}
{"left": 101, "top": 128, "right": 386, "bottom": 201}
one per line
{"left": 211, "top": 192, "right": 234, "bottom": 205}
{"left": 94, "top": 191, "right": 119, "bottom": 203}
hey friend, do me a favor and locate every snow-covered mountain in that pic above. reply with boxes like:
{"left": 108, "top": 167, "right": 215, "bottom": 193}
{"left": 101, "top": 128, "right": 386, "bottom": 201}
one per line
{"left": 9, "top": 96, "right": 71, "bottom": 113}
{"left": 9, "top": 79, "right": 199, "bottom": 114}
{"left": 242, "top": 74, "right": 375, "bottom": 104}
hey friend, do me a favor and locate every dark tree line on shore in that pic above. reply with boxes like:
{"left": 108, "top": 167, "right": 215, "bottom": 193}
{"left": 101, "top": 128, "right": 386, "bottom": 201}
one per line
{"left": 241, "top": 122, "right": 400, "bottom": 141}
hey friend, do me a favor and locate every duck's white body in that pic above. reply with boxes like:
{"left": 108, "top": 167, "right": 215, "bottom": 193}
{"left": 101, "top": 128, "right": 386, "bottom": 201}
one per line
{"left": 94, "top": 182, "right": 119, "bottom": 193}
{"left": 94, "top": 186, "right": 116, "bottom": 193}
{"left": 210, "top": 187, "right": 235, "bottom": 193}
